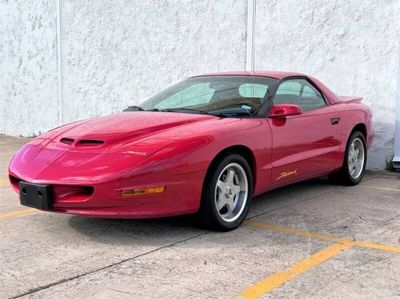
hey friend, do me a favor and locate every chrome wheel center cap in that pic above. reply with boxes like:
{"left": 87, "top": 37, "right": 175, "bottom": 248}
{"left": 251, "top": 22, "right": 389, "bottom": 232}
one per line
{"left": 225, "top": 186, "right": 233, "bottom": 198}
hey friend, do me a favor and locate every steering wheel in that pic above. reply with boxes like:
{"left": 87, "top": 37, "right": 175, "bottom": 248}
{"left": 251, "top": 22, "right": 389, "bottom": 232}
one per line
{"left": 237, "top": 101, "right": 258, "bottom": 112}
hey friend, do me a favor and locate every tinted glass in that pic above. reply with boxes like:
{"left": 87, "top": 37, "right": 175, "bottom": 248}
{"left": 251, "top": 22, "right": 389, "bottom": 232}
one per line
{"left": 274, "top": 79, "right": 326, "bottom": 111}
{"left": 238, "top": 83, "right": 269, "bottom": 98}
{"left": 276, "top": 81, "right": 301, "bottom": 96}
{"left": 141, "top": 76, "right": 277, "bottom": 114}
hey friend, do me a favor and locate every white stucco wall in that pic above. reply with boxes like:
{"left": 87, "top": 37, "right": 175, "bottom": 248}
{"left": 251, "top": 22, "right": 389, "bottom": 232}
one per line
{"left": 61, "top": 0, "right": 247, "bottom": 123}
{"left": 0, "top": 0, "right": 59, "bottom": 135}
{"left": 255, "top": 0, "right": 400, "bottom": 169}
{"left": 1, "top": 0, "right": 399, "bottom": 169}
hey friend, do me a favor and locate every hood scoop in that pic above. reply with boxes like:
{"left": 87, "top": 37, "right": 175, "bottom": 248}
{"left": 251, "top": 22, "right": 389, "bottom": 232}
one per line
{"left": 59, "top": 137, "right": 104, "bottom": 147}
{"left": 77, "top": 139, "right": 104, "bottom": 146}
{"left": 60, "top": 137, "right": 75, "bottom": 145}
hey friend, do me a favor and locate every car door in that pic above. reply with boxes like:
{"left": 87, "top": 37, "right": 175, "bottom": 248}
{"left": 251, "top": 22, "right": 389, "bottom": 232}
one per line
{"left": 268, "top": 78, "right": 342, "bottom": 187}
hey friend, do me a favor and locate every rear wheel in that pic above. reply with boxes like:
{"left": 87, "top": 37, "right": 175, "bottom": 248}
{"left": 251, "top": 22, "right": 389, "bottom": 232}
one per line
{"left": 197, "top": 154, "right": 253, "bottom": 231}
{"left": 329, "top": 131, "right": 366, "bottom": 185}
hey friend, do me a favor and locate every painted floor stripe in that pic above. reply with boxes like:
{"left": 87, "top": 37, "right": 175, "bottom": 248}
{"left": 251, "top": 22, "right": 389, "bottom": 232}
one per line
{"left": 240, "top": 242, "right": 353, "bottom": 299}
{"left": 355, "top": 241, "right": 400, "bottom": 253}
{"left": 0, "top": 208, "right": 38, "bottom": 220}
{"left": 245, "top": 220, "right": 400, "bottom": 254}
{"left": 0, "top": 178, "right": 9, "bottom": 185}
{"left": 245, "top": 220, "right": 349, "bottom": 244}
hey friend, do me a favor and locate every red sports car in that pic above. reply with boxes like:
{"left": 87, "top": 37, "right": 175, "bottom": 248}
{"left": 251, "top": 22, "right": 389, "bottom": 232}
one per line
{"left": 9, "top": 71, "right": 373, "bottom": 230}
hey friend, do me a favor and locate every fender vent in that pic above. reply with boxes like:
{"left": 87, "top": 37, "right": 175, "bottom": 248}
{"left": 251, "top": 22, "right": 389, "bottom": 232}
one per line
{"left": 77, "top": 139, "right": 104, "bottom": 146}
{"left": 60, "top": 137, "right": 75, "bottom": 145}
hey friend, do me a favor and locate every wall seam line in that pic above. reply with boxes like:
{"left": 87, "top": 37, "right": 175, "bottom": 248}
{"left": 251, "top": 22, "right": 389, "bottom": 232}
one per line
{"left": 392, "top": 36, "right": 400, "bottom": 167}
{"left": 245, "top": 0, "right": 256, "bottom": 71}
{"left": 56, "top": 0, "right": 64, "bottom": 125}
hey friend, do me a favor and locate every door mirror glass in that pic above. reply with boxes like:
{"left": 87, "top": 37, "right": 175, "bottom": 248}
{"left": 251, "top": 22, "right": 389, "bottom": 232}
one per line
{"left": 269, "top": 104, "right": 302, "bottom": 118}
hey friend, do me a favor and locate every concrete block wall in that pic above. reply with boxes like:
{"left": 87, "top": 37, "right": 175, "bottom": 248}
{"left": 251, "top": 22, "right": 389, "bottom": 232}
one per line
{"left": 1, "top": 0, "right": 399, "bottom": 169}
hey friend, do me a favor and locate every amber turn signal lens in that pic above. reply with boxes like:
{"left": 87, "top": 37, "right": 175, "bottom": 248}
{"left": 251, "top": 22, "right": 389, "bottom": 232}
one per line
{"left": 122, "top": 186, "right": 165, "bottom": 197}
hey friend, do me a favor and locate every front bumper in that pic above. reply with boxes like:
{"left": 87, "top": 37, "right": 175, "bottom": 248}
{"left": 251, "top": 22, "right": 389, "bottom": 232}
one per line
{"left": 9, "top": 170, "right": 204, "bottom": 219}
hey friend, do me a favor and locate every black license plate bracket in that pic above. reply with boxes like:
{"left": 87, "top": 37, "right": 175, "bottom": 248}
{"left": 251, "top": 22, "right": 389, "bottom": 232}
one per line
{"left": 19, "top": 182, "right": 53, "bottom": 210}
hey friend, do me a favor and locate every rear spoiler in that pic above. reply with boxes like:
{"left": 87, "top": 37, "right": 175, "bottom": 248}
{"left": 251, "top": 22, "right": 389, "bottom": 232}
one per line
{"left": 336, "top": 96, "right": 363, "bottom": 104}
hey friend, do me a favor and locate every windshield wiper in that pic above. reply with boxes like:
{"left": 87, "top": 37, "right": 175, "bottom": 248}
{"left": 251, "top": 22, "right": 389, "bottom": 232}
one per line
{"left": 123, "top": 106, "right": 251, "bottom": 118}
{"left": 209, "top": 107, "right": 252, "bottom": 118}
{"left": 160, "top": 108, "right": 209, "bottom": 115}
{"left": 123, "top": 105, "right": 145, "bottom": 112}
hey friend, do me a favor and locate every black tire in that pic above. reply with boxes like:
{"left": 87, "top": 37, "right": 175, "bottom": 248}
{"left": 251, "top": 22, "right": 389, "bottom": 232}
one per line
{"left": 196, "top": 154, "right": 253, "bottom": 231}
{"left": 329, "top": 131, "right": 367, "bottom": 186}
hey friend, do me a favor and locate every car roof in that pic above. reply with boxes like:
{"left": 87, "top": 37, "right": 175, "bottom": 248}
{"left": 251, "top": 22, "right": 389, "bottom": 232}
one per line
{"left": 191, "top": 71, "right": 306, "bottom": 80}
{"left": 190, "top": 70, "right": 340, "bottom": 104}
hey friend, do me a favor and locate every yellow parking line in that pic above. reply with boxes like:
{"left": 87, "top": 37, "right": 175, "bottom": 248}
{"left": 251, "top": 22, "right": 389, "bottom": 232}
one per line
{"left": 245, "top": 220, "right": 400, "bottom": 253}
{"left": 245, "top": 220, "right": 349, "bottom": 244}
{"left": 0, "top": 178, "right": 9, "bottom": 185}
{"left": 355, "top": 241, "right": 400, "bottom": 253}
{"left": 241, "top": 220, "right": 400, "bottom": 298}
{"left": 241, "top": 242, "right": 353, "bottom": 299}
{"left": 0, "top": 208, "right": 38, "bottom": 220}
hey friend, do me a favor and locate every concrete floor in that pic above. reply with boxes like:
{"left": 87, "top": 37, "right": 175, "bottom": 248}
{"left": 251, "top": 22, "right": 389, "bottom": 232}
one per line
{"left": 1, "top": 135, "right": 399, "bottom": 299}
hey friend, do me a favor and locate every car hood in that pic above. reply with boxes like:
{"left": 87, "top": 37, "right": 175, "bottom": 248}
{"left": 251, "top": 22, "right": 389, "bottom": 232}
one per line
{"left": 39, "top": 111, "right": 221, "bottom": 154}
{"left": 9, "top": 112, "right": 226, "bottom": 183}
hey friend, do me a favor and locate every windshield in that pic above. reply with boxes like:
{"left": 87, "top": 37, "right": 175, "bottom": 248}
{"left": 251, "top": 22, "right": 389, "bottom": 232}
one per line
{"left": 140, "top": 76, "right": 277, "bottom": 116}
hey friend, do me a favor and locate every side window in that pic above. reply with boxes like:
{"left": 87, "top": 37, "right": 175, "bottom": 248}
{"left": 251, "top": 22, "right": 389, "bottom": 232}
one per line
{"left": 155, "top": 83, "right": 214, "bottom": 109}
{"left": 274, "top": 79, "right": 326, "bottom": 111}
{"left": 302, "top": 85, "right": 318, "bottom": 97}
{"left": 276, "top": 81, "right": 301, "bottom": 96}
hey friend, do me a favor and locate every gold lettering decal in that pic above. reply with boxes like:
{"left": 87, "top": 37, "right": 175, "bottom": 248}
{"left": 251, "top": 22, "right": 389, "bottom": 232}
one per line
{"left": 276, "top": 169, "right": 297, "bottom": 181}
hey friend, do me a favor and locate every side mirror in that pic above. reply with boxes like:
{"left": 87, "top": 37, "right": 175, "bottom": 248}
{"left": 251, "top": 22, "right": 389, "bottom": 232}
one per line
{"left": 269, "top": 104, "right": 302, "bottom": 118}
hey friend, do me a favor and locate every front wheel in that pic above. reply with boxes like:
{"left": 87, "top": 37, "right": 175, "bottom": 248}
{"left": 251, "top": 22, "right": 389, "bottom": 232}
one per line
{"left": 329, "top": 131, "right": 367, "bottom": 185}
{"left": 196, "top": 154, "right": 253, "bottom": 231}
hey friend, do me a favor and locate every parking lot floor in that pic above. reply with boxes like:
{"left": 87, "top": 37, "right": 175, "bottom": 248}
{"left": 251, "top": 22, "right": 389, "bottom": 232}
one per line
{"left": 0, "top": 135, "right": 399, "bottom": 298}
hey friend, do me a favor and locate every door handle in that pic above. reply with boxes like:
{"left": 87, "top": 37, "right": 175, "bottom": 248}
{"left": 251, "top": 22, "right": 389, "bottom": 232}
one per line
{"left": 331, "top": 117, "right": 340, "bottom": 125}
